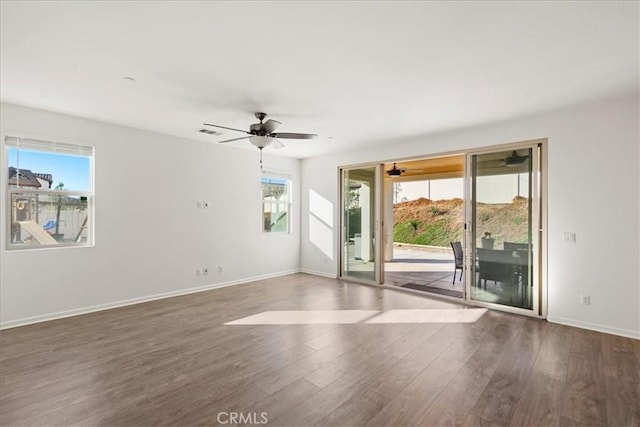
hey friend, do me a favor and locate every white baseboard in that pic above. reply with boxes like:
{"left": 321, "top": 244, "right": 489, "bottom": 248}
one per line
{"left": 300, "top": 268, "right": 337, "bottom": 279}
{"left": 5, "top": 271, "right": 637, "bottom": 342}
{"left": 0, "top": 269, "right": 301, "bottom": 330}
{"left": 547, "top": 315, "right": 640, "bottom": 340}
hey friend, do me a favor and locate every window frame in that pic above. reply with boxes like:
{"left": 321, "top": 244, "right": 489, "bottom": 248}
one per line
{"left": 261, "top": 171, "right": 292, "bottom": 234}
{"left": 3, "top": 133, "right": 95, "bottom": 251}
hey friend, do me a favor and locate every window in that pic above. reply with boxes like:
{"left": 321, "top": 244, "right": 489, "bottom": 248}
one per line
{"left": 5, "top": 136, "right": 93, "bottom": 249}
{"left": 261, "top": 174, "right": 291, "bottom": 233}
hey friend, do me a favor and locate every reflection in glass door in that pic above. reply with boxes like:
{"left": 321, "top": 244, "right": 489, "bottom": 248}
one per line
{"left": 340, "top": 166, "right": 380, "bottom": 283}
{"left": 468, "top": 146, "right": 540, "bottom": 312}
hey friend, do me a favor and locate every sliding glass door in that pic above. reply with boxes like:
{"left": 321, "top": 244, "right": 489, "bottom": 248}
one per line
{"left": 467, "top": 145, "right": 541, "bottom": 313}
{"left": 340, "top": 166, "right": 381, "bottom": 284}
{"left": 336, "top": 143, "right": 544, "bottom": 317}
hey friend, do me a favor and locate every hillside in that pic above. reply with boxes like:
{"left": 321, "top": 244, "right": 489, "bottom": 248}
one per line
{"left": 393, "top": 197, "right": 529, "bottom": 247}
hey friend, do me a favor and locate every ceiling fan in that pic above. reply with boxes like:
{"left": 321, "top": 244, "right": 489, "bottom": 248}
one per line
{"left": 479, "top": 150, "right": 530, "bottom": 168}
{"left": 203, "top": 112, "right": 318, "bottom": 150}
{"left": 386, "top": 163, "right": 405, "bottom": 176}
{"left": 386, "top": 163, "right": 424, "bottom": 177}
{"left": 503, "top": 150, "right": 529, "bottom": 167}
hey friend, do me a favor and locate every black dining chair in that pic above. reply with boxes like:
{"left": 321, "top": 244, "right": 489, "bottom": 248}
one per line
{"left": 450, "top": 241, "right": 464, "bottom": 284}
{"left": 503, "top": 242, "right": 530, "bottom": 296}
{"left": 475, "top": 248, "right": 514, "bottom": 289}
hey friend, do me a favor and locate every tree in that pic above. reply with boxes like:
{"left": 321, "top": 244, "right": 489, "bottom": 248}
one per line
{"left": 345, "top": 188, "right": 360, "bottom": 211}
{"left": 393, "top": 183, "right": 403, "bottom": 204}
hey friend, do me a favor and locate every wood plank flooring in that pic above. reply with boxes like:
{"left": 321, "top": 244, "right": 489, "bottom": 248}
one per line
{"left": 1, "top": 273, "right": 638, "bottom": 426}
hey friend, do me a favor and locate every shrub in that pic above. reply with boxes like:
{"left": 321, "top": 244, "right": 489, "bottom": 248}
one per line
{"left": 393, "top": 220, "right": 461, "bottom": 247}
{"left": 412, "top": 224, "right": 450, "bottom": 247}
{"left": 393, "top": 221, "right": 418, "bottom": 242}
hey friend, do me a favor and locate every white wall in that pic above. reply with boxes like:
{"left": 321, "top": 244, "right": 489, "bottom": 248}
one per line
{"left": 300, "top": 92, "right": 640, "bottom": 339}
{"left": 0, "top": 103, "right": 301, "bottom": 327}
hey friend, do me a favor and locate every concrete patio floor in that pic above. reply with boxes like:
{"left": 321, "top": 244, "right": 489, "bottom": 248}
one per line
{"left": 384, "top": 247, "right": 463, "bottom": 298}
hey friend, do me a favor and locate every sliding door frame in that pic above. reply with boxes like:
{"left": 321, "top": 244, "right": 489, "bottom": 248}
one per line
{"left": 464, "top": 139, "right": 547, "bottom": 318}
{"left": 338, "top": 163, "right": 384, "bottom": 285}
{"left": 336, "top": 139, "right": 547, "bottom": 319}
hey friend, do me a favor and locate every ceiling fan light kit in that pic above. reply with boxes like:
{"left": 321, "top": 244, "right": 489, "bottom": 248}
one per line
{"left": 249, "top": 135, "right": 278, "bottom": 149}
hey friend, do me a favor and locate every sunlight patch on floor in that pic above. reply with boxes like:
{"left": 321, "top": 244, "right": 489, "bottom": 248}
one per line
{"left": 225, "top": 310, "right": 378, "bottom": 325}
{"left": 225, "top": 308, "right": 487, "bottom": 325}
{"left": 365, "top": 308, "right": 487, "bottom": 323}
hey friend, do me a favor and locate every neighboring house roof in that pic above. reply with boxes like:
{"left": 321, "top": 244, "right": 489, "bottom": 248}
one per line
{"left": 33, "top": 173, "right": 53, "bottom": 188}
{"left": 8, "top": 167, "right": 42, "bottom": 188}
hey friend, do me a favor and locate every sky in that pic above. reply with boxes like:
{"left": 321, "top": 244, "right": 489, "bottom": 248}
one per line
{"left": 261, "top": 176, "right": 288, "bottom": 186}
{"left": 398, "top": 175, "right": 529, "bottom": 204}
{"left": 8, "top": 148, "right": 91, "bottom": 191}
{"left": 399, "top": 178, "right": 463, "bottom": 201}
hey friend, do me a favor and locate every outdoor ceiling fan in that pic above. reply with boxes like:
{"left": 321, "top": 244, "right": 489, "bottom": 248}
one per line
{"left": 502, "top": 150, "right": 529, "bottom": 167}
{"left": 386, "top": 163, "right": 424, "bottom": 177}
{"left": 478, "top": 150, "right": 530, "bottom": 169}
{"left": 386, "top": 163, "right": 405, "bottom": 176}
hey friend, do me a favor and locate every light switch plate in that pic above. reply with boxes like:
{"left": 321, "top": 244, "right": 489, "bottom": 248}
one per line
{"left": 563, "top": 232, "right": 576, "bottom": 243}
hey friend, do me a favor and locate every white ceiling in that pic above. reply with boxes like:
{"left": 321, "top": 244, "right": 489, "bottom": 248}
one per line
{"left": 1, "top": 1, "right": 638, "bottom": 158}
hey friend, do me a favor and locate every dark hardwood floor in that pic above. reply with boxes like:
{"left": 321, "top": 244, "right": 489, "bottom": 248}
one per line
{"left": 1, "top": 273, "right": 638, "bottom": 426}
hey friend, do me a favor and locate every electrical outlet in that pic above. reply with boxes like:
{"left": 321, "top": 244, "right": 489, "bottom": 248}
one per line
{"left": 563, "top": 232, "right": 576, "bottom": 243}
{"left": 581, "top": 295, "right": 591, "bottom": 306}
{"left": 203, "top": 267, "right": 209, "bottom": 276}
{"left": 196, "top": 201, "right": 202, "bottom": 209}
{"left": 196, "top": 268, "right": 202, "bottom": 276}
{"left": 217, "top": 265, "right": 223, "bottom": 273}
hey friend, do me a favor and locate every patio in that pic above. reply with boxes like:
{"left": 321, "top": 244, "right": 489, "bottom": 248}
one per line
{"left": 384, "top": 246, "right": 463, "bottom": 298}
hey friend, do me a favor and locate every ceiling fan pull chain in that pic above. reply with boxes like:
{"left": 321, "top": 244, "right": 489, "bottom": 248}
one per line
{"left": 259, "top": 147, "right": 263, "bottom": 170}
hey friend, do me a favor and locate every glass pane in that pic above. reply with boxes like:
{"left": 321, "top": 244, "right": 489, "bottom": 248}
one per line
{"left": 264, "top": 203, "right": 288, "bottom": 232}
{"left": 7, "top": 144, "right": 92, "bottom": 248}
{"left": 10, "top": 192, "right": 90, "bottom": 247}
{"left": 262, "top": 176, "right": 289, "bottom": 233}
{"left": 8, "top": 147, "right": 91, "bottom": 191}
{"left": 470, "top": 149, "right": 533, "bottom": 309}
{"left": 342, "top": 167, "right": 376, "bottom": 282}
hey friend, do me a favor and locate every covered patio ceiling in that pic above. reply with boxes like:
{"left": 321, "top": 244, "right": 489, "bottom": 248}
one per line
{"left": 384, "top": 149, "right": 532, "bottom": 182}
{"left": 385, "top": 155, "right": 465, "bottom": 182}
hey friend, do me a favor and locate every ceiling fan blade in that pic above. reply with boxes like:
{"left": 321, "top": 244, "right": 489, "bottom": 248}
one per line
{"left": 478, "top": 159, "right": 504, "bottom": 166}
{"left": 271, "top": 138, "right": 285, "bottom": 149}
{"left": 219, "top": 136, "right": 252, "bottom": 143}
{"left": 203, "top": 123, "right": 249, "bottom": 134}
{"left": 272, "top": 132, "right": 318, "bottom": 139}
{"left": 261, "top": 119, "right": 281, "bottom": 134}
